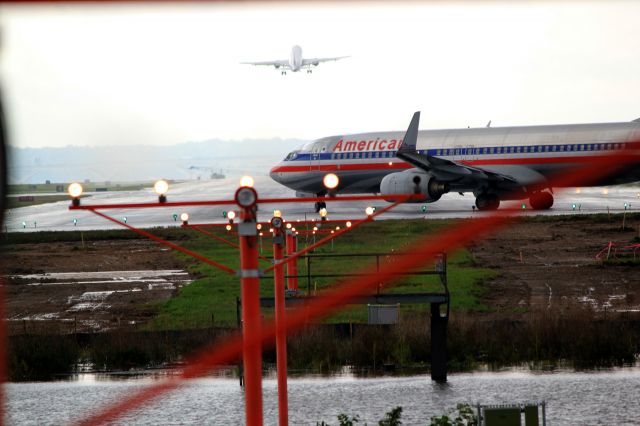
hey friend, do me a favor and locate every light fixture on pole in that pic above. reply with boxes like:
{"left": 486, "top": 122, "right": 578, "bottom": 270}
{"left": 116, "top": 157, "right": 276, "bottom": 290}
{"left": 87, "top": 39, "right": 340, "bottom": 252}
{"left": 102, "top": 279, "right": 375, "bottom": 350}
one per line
{"left": 154, "top": 180, "right": 169, "bottom": 203}
{"left": 68, "top": 182, "right": 83, "bottom": 206}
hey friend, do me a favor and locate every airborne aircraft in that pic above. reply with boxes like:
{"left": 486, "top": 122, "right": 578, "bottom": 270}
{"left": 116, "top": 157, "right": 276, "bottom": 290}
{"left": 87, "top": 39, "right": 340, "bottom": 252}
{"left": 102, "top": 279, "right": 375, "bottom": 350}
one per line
{"left": 241, "top": 45, "right": 348, "bottom": 75}
{"left": 270, "top": 112, "right": 640, "bottom": 211}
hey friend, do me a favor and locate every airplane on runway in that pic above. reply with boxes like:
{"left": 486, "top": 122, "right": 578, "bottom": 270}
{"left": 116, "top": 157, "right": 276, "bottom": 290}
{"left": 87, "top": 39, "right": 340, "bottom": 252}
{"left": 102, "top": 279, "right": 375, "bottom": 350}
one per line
{"left": 270, "top": 113, "right": 640, "bottom": 211}
{"left": 241, "top": 45, "right": 349, "bottom": 75}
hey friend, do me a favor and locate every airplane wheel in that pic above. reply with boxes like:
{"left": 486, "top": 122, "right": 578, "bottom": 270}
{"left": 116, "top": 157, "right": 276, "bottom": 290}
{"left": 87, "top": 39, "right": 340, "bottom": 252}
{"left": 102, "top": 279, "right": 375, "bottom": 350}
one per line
{"left": 530, "top": 192, "right": 554, "bottom": 210}
{"left": 475, "top": 193, "right": 500, "bottom": 211}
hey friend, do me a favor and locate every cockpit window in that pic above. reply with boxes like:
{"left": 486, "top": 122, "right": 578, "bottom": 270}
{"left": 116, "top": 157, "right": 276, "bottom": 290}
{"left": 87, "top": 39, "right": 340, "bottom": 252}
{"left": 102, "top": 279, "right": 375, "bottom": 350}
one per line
{"left": 284, "top": 151, "right": 299, "bottom": 161}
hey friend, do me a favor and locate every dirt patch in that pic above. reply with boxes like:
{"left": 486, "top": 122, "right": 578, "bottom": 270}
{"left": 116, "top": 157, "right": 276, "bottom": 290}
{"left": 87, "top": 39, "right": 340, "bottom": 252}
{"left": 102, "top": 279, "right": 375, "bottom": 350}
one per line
{"left": 3, "top": 239, "right": 191, "bottom": 334}
{"left": 3, "top": 217, "right": 639, "bottom": 334}
{"left": 470, "top": 218, "right": 640, "bottom": 316}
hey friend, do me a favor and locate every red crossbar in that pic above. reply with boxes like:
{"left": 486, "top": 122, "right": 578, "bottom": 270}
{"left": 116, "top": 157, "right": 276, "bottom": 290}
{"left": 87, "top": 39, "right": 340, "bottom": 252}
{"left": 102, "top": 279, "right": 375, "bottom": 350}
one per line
{"left": 69, "top": 194, "right": 419, "bottom": 211}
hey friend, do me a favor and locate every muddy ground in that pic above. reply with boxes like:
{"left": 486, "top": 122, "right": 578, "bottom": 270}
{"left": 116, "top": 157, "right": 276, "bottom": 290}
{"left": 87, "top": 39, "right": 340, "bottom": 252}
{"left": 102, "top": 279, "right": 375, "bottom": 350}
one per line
{"left": 469, "top": 217, "right": 640, "bottom": 315}
{"left": 3, "top": 216, "right": 640, "bottom": 335}
{"left": 3, "top": 239, "right": 190, "bottom": 334}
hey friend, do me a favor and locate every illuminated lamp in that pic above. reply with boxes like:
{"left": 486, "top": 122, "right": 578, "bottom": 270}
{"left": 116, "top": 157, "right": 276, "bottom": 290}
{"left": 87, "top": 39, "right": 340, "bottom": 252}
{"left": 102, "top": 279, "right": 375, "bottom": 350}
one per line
{"left": 68, "top": 182, "right": 83, "bottom": 206}
{"left": 240, "top": 175, "right": 255, "bottom": 188}
{"left": 154, "top": 179, "right": 169, "bottom": 203}
{"left": 323, "top": 173, "right": 339, "bottom": 190}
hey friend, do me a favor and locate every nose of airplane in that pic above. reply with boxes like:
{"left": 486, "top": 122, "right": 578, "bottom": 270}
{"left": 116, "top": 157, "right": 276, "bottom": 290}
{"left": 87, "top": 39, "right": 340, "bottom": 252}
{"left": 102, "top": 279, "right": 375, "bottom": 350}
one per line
{"left": 269, "top": 165, "right": 281, "bottom": 183}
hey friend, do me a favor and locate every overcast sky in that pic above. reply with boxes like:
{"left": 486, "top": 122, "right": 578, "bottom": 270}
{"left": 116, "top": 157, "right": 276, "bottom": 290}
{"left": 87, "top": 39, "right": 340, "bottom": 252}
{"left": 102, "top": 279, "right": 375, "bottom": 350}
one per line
{"left": 1, "top": 1, "right": 639, "bottom": 148}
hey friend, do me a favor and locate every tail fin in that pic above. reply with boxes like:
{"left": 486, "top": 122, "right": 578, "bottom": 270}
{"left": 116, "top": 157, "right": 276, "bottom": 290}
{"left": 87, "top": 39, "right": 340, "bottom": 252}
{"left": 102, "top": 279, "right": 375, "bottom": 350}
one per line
{"left": 398, "top": 111, "right": 420, "bottom": 154}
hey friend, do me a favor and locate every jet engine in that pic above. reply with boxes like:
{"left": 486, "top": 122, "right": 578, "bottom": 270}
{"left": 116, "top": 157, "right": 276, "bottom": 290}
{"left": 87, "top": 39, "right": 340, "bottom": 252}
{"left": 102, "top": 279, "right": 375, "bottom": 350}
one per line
{"left": 379, "top": 169, "right": 449, "bottom": 203}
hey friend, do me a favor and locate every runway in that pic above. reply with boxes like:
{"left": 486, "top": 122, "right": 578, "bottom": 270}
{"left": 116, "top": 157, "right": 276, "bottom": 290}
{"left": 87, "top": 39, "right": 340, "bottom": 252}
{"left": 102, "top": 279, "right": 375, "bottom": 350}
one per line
{"left": 4, "top": 175, "right": 640, "bottom": 232}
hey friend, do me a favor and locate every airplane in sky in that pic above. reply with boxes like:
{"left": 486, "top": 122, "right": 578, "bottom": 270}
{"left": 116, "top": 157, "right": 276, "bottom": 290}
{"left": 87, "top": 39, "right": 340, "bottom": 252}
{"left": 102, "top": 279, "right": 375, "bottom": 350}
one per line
{"left": 241, "top": 45, "right": 349, "bottom": 75}
{"left": 270, "top": 113, "right": 640, "bottom": 211}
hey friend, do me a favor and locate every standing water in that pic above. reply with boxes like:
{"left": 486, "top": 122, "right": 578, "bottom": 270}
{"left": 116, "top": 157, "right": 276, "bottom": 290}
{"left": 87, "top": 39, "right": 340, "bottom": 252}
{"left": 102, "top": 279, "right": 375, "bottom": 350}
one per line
{"left": 6, "top": 368, "right": 640, "bottom": 425}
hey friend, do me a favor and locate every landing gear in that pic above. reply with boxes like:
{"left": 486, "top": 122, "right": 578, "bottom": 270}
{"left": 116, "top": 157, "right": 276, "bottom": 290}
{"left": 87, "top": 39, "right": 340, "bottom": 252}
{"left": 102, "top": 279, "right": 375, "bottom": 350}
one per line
{"left": 281, "top": 71, "right": 287, "bottom": 75}
{"left": 529, "top": 192, "right": 554, "bottom": 210}
{"left": 306, "top": 69, "right": 313, "bottom": 74}
{"left": 314, "top": 201, "right": 327, "bottom": 213}
{"left": 475, "top": 193, "right": 500, "bottom": 211}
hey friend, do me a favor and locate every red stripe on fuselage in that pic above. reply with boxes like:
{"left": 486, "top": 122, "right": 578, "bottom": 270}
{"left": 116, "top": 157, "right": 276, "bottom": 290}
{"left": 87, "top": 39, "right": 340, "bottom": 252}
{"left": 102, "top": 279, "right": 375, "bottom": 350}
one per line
{"left": 270, "top": 154, "right": 612, "bottom": 173}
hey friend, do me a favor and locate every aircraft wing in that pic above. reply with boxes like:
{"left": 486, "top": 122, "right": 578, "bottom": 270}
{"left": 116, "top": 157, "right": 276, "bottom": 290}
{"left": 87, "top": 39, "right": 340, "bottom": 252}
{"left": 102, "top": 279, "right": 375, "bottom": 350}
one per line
{"left": 240, "top": 60, "right": 290, "bottom": 69}
{"left": 302, "top": 56, "right": 350, "bottom": 66}
{"left": 397, "top": 112, "right": 519, "bottom": 185}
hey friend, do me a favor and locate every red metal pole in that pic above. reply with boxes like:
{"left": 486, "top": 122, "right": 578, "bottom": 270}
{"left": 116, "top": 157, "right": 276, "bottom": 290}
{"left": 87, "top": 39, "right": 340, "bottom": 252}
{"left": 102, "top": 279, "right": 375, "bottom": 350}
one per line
{"left": 238, "top": 194, "right": 263, "bottom": 426}
{"left": 272, "top": 221, "right": 288, "bottom": 426}
{"left": 285, "top": 231, "right": 298, "bottom": 291}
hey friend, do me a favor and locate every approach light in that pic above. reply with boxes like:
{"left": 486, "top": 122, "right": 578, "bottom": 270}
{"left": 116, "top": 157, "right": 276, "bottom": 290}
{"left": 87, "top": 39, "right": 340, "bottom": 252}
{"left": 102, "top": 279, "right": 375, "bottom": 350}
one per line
{"left": 273, "top": 209, "right": 282, "bottom": 218}
{"left": 123, "top": 217, "right": 128, "bottom": 223}
{"left": 603, "top": 188, "right": 609, "bottom": 195}
{"left": 257, "top": 223, "right": 262, "bottom": 230}
{"left": 624, "top": 202, "right": 629, "bottom": 210}
{"left": 73, "top": 218, "right": 78, "bottom": 226}
{"left": 365, "top": 206, "right": 375, "bottom": 216}
{"left": 575, "top": 188, "right": 582, "bottom": 194}
{"left": 154, "top": 180, "right": 169, "bottom": 202}
{"left": 271, "top": 217, "right": 284, "bottom": 230}
{"left": 180, "top": 212, "right": 189, "bottom": 222}
{"left": 225, "top": 224, "right": 232, "bottom": 231}
{"left": 68, "top": 182, "right": 83, "bottom": 206}
{"left": 521, "top": 203, "right": 526, "bottom": 210}
{"left": 172, "top": 213, "right": 178, "bottom": 221}
{"left": 336, "top": 226, "right": 341, "bottom": 230}
{"left": 388, "top": 162, "right": 393, "bottom": 166}
{"left": 269, "top": 228, "right": 274, "bottom": 233}
{"left": 296, "top": 231, "right": 299, "bottom": 235}
{"left": 291, "top": 227, "right": 296, "bottom": 232}
{"left": 421, "top": 205, "right": 427, "bottom": 213}
{"left": 286, "top": 223, "right": 292, "bottom": 229}
{"left": 68, "top": 182, "right": 83, "bottom": 198}
{"left": 235, "top": 186, "right": 258, "bottom": 208}
{"left": 319, "top": 207, "right": 328, "bottom": 218}
{"left": 572, "top": 203, "right": 577, "bottom": 211}
{"left": 323, "top": 173, "right": 339, "bottom": 190}
{"left": 227, "top": 211, "right": 237, "bottom": 220}
{"left": 346, "top": 221, "right": 352, "bottom": 228}
{"left": 240, "top": 175, "right": 255, "bottom": 188}
{"left": 259, "top": 232, "right": 264, "bottom": 237}
{"left": 21, "top": 221, "right": 26, "bottom": 228}
{"left": 313, "top": 226, "right": 318, "bottom": 232}
{"left": 331, "top": 230, "right": 335, "bottom": 234}
{"left": 222, "top": 211, "right": 228, "bottom": 218}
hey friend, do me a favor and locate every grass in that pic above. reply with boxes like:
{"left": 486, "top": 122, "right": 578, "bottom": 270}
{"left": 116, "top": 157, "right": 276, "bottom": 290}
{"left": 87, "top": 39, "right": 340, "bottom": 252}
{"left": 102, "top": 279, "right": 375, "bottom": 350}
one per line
{"left": 8, "top": 181, "right": 159, "bottom": 195}
{"left": 149, "top": 219, "right": 497, "bottom": 329}
{"left": 6, "top": 194, "right": 71, "bottom": 209}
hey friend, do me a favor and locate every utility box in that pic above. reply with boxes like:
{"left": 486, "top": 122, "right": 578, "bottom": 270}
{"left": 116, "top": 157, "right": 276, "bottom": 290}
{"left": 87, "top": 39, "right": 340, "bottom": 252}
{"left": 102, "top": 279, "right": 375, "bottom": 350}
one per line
{"left": 478, "top": 402, "right": 546, "bottom": 426}
{"left": 367, "top": 304, "right": 399, "bottom": 325}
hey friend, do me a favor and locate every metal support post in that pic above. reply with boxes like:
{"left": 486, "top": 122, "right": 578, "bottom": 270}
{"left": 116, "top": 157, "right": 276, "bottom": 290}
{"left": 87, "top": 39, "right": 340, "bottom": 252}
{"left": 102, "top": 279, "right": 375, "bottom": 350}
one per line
{"left": 271, "top": 217, "right": 288, "bottom": 426}
{"left": 430, "top": 301, "right": 448, "bottom": 382}
{"left": 286, "top": 231, "right": 298, "bottom": 291}
{"left": 236, "top": 186, "right": 263, "bottom": 426}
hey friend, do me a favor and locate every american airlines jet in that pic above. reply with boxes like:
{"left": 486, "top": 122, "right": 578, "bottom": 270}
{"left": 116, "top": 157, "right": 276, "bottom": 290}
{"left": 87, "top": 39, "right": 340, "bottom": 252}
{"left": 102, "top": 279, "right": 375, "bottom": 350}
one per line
{"left": 270, "top": 112, "right": 640, "bottom": 211}
{"left": 241, "top": 45, "right": 348, "bottom": 75}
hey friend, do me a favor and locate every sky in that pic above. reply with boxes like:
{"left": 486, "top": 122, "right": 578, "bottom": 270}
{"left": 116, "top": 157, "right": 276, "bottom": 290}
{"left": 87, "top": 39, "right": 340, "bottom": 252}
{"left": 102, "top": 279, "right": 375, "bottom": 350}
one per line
{"left": 1, "top": 1, "right": 640, "bottom": 148}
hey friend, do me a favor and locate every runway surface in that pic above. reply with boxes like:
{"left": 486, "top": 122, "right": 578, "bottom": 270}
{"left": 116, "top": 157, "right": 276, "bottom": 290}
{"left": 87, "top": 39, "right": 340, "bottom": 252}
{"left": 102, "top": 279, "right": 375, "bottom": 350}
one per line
{"left": 4, "top": 175, "right": 640, "bottom": 232}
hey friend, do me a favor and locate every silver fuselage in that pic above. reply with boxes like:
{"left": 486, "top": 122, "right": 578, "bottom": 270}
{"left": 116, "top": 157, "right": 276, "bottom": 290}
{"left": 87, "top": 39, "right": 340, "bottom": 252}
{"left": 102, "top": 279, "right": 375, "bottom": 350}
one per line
{"left": 270, "top": 122, "right": 640, "bottom": 195}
